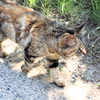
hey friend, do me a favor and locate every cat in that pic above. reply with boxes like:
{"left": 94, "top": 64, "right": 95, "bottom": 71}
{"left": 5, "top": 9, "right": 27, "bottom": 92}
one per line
{"left": 0, "top": 0, "right": 86, "bottom": 87}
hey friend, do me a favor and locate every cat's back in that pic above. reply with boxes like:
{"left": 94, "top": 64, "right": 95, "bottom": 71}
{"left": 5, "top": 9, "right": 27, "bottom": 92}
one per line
{"left": 0, "top": 0, "right": 34, "bottom": 15}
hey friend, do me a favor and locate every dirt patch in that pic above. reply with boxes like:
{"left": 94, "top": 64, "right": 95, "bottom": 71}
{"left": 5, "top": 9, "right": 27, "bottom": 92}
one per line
{"left": 0, "top": 32, "right": 99, "bottom": 100}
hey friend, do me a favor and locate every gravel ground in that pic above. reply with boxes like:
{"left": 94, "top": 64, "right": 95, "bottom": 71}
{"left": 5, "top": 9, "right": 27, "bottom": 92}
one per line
{"left": 0, "top": 39, "right": 100, "bottom": 100}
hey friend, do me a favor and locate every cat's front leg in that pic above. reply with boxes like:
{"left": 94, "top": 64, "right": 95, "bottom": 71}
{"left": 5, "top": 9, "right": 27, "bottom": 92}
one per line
{"left": 46, "top": 58, "right": 59, "bottom": 68}
{"left": 46, "top": 58, "right": 65, "bottom": 87}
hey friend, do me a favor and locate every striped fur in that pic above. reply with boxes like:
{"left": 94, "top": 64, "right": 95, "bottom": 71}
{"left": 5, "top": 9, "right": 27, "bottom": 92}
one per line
{"left": 0, "top": 0, "right": 86, "bottom": 86}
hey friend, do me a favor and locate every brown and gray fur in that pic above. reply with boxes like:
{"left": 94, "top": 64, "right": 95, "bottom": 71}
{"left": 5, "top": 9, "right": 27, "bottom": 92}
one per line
{"left": 0, "top": 0, "right": 86, "bottom": 86}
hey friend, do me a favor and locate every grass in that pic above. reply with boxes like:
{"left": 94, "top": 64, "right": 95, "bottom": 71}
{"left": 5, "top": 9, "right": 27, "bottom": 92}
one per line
{"left": 14, "top": 0, "right": 100, "bottom": 25}
{"left": 28, "top": 0, "right": 54, "bottom": 16}
{"left": 16, "top": 0, "right": 83, "bottom": 23}
{"left": 91, "top": 0, "right": 100, "bottom": 24}
{"left": 79, "top": 0, "right": 100, "bottom": 25}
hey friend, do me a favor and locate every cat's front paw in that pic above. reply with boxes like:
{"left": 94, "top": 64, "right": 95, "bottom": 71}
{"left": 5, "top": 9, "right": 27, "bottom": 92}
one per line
{"left": 21, "top": 65, "right": 30, "bottom": 73}
{"left": 50, "top": 67, "right": 67, "bottom": 87}
{"left": 54, "top": 80, "right": 65, "bottom": 87}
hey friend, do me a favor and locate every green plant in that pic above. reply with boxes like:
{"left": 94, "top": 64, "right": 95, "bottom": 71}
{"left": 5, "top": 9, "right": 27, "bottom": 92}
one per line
{"left": 28, "top": 0, "right": 55, "bottom": 16}
{"left": 77, "top": 0, "right": 100, "bottom": 25}
{"left": 55, "top": 0, "right": 74, "bottom": 16}
{"left": 24, "top": 0, "right": 83, "bottom": 23}
{"left": 97, "top": 83, "right": 100, "bottom": 87}
{"left": 16, "top": 0, "right": 100, "bottom": 25}
{"left": 91, "top": 0, "right": 100, "bottom": 24}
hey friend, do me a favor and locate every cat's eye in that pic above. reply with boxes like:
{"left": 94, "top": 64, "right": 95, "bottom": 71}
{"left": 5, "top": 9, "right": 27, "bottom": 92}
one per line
{"left": 76, "top": 48, "right": 81, "bottom": 53}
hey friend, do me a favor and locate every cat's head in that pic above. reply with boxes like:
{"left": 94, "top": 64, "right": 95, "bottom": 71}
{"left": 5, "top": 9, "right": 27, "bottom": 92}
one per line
{"left": 58, "top": 32, "right": 86, "bottom": 57}
{"left": 49, "top": 20, "right": 86, "bottom": 57}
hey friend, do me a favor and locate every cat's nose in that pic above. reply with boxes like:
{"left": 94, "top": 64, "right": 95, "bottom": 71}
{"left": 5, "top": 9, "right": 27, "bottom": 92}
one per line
{"left": 82, "top": 48, "right": 87, "bottom": 55}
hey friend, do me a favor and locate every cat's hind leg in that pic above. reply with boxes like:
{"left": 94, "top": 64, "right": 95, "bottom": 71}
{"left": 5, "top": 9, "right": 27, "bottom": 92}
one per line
{"left": 0, "top": 30, "right": 8, "bottom": 57}
{"left": 21, "top": 46, "right": 37, "bottom": 72}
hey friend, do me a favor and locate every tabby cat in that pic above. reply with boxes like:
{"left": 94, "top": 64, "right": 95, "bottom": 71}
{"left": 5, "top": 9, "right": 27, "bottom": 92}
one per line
{"left": 0, "top": 0, "right": 86, "bottom": 87}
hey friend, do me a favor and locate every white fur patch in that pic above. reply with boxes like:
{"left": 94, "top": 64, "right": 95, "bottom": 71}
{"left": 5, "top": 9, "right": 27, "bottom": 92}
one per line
{"left": 18, "top": 15, "right": 26, "bottom": 31}
{"left": 2, "top": 22, "right": 16, "bottom": 41}
{"left": 20, "top": 34, "right": 32, "bottom": 47}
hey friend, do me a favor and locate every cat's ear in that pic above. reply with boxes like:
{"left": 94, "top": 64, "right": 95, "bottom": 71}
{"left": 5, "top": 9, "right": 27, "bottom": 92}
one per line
{"left": 63, "top": 33, "right": 76, "bottom": 47}
{"left": 74, "top": 23, "right": 85, "bottom": 33}
{"left": 58, "top": 33, "right": 76, "bottom": 48}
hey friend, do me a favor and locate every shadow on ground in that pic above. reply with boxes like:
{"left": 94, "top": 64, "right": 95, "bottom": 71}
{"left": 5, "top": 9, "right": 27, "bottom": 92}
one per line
{"left": 0, "top": 38, "right": 100, "bottom": 100}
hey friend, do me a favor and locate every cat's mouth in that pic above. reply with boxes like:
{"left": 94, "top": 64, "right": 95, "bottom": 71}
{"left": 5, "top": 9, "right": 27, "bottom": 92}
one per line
{"left": 60, "top": 47, "right": 86, "bottom": 58}
{"left": 76, "top": 47, "right": 87, "bottom": 55}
